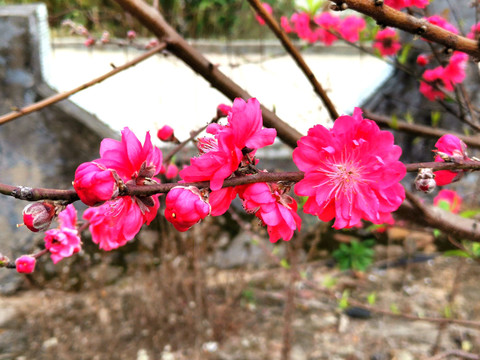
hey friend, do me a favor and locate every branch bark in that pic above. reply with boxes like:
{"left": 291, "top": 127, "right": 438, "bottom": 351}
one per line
{"left": 112, "top": 0, "right": 303, "bottom": 149}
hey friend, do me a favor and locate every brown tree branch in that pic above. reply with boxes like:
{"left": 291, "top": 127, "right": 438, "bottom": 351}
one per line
{"left": 246, "top": 0, "right": 339, "bottom": 120}
{"left": 331, "top": 0, "right": 480, "bottom": 59}
{"left": 365, "top": 111, "right": 480, "bottom": 149}
{"left": 112, "top": 0, "right": 303, "bottom": 149}
{"left": 0, "top": 43, "right": 167, "bottom": 125}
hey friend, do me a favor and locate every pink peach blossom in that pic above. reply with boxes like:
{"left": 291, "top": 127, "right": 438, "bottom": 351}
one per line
{"left": 15, "top": 255, "right": 36, "bottom": 274}
{"left": 165, "top": 163, "right": 179, "bottom": 179}
{"left": 255, "top": 2, "right": 273, "bottom": 26}
{"left": 425, "top": 15, "right": 458, "bottom": 35}
{"left": 293, "top": 108, "right": 406, "bottom": 229}
{"left": 373, "top": 28, "right": 402, "bottom": 57}
{"left": 434, "top": 189, "right": 462, "bottom": 214}
{"left": 339, "top": 15, "right": 366, "bottom": 43}
{"left": 434, "top": 134, "right": 469, "bottom": 186}
{"left": 74, "top": 161, "right": 117, "bottom": 206}
{"left": 165, "top": 186, "right": 211, "bottom": 231}
{"left": 239, "top": 183, "right": 301, "bottom": 242}
{"left": 44, "top": 205, "right": 81, "bottom": 264}
{"left": 281, "top": 16, "right": 293, "bottom": 33}
{"left": 314, "top": 12, "right": 341, "bottom": 46}
{"left": 291, "top": 12, "right": 318, "bottom": 43}
{"left": 419, "top": 66, "right": 453, "bottom": 101}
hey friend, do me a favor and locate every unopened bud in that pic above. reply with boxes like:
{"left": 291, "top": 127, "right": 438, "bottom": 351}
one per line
{"left": 157, "top": 125, "right": 175, "bottom": 142}
{"left": 0, "top": 253, "right": 10, "bottom": 268}
{"left": 21, "top": 202, "right": 56, "bottom": 232}
{"left": 15, "top": 255, "right": 36, "bottom": 274}
{"left": 127, "top": 30, "right": 137, "bottom": 40}
{"left": 415, "top": 168, "right": 436, "bottom": 193}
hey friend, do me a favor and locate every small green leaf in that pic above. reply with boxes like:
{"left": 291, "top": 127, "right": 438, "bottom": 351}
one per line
{"left": 338, "top": 290, "right": 350, "bottom": 309}
{"left": 390, "top": 114, "right": 398, "bottom": 129}
{"left": 390, "top": 303, "right": 400, "bottom": 314}
{"left": 398, "top": 43, "right": 412, "bottom": 64}
{"left": 443, "top": 249, "right": 471, "bottom": 258}
{"left": 367, "top": 292, "right": 377, "bottom": 305}
{"left": 280, "top": 258, "right": 290, "bottom": 269}
{"left": 433, "top": 229, "right": 442, "bottom": 238}
{"left": 443, "top": 305, "right": 452, "bottom": 318}
{"left": 431, "top": 111, "right": 441, "bottom": 127}
{"left": 322, "top": 275, "right": 337, "bottom": 289}
{"left": 405, "top": 112, "right": 414, "bottom": 124}
{"left": 459, "top": 209, "right": 480, "bottom": 218}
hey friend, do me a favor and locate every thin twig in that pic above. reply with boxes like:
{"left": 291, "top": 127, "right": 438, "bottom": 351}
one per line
{"left": 246, "top": 0, "right": 339, "bottom": 120}
{"left": 0, "top": 43, "right": 167, "bottom": 126}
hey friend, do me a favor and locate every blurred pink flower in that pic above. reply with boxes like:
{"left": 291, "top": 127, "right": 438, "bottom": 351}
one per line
{"left": 44, "top": 205, "right": 81, "bottom": 264}
{"left": 434, "top": 189, "right": 462, "bottom": 214}
{"left": 419, "top": 66, "right": 452, "bottom": 101}
{"left": 467, "top": 22, "right": 480, "bottom": 39}
{"left": 373, "top": 28, "right": 402, "bottom": 57}
{"left": 339, "top": 15, "right": 366, "bottom": 43}
{"left": 239, "top": 183, "right": 301, "bottom": 242}
{"left": 384, "top": 0, "right": 408, "bottom": 9}
{"left": 127, "top": 30, "right": 137, "bottom": 40}
{"left": 425, "top": 15, "right": 458, "bottom": 34}
{"left": 165, "top": 186, "right": 211, "bottom": 231}
{"left": 314, "top": 12, "right": 341, "bottom": 46}
{"left": 255, "top": 2, "right": 273, "bottom": 25}
{"left": 281, "top": 16, "right": 293, "bottom": 33}
{"left": 157, "top": 125, "right": 174, "bottom": 141}
{"left": 291, "top": 12, "right": 318, "bottom": 43}
{"left": 416, "top": 54, "right": 429, "bottom": 66}
{"left": 293, "top": 108, "right": 406, "bottom": 229}
{"left": 434, "top": 134, "right": 469, "bottom": 186}
{"left": 15, "top": 255, "right": 36, "bottom": 274}
{"left": 444, "top": 51, "right": 468, "bottom": 84}
{"left": 84, "top": 37, "right": 95, "bottom": 47}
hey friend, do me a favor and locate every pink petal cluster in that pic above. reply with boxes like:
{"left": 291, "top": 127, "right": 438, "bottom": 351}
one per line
{"left": 373, "top": 28, "right": 402, "bottom": 57}
{"left": 433, "top": 189, "right": 462, "bottom": 214}
{"left": 255, "top": 2, "right": 273, "bottom": 26}
{"left": 293, "top": 108, "right": 406, "bottom": 229}
{"left": 384, "top": 0, "right": 429, "bottom": 9}
{"left": 419, "top": 51, "right": 468, "bottom": 101}
{"left": 165, "top": 186, "right": 211, "bottom": 231}
{"left": 281, "top": 16, "right": 293, "bottom": 33}
{"left": 291, "top": 12, "right": 318, "bottom": 43}
{"left": 217, "top": 104, "right": 232, "bottom": 117}
{"left": 44, "top": 205, "right": 81, "bottom": 264}
{"left": 239, "top": 183, "right": 301, "bottom": 242}
{"left": 77, "top": 128, "right": 162, "bottom": 250}
{"left": 15, "top": 255, "right": 36, "bottom": 274}
{"left": 425, "top": 15, "right": 458, "bottom": 35}
{"left": 338, "top": 15, "right": 366, "bottom": 43}
{"left": 467, "top": 22, "right": 480, "bottom": 39}
{"left": 314, "top": 12, "right": 341, "bottom": 46}
{"left": 22, "top": 202, "right": 56, "bottom": 232}
{"left": 433, "top": 134, "right": 469, "bottom": 186}
{"left": 180, "top": 97, "right": 276, "bottom": 214}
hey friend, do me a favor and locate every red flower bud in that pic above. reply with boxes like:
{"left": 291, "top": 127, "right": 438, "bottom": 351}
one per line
{"left": 157, "top": 125, "right": 175, "bottom": 141}
{"left": 22, "top": 202, "right": 56, "bottom": 232}
{"left": 15, "top": 255, "right": 36, "bottom": 274}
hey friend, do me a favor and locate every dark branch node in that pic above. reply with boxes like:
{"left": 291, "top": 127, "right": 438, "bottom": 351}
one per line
{"left": 417, "top": 25, "right": 427, "bottom": 35}
{"left": 11, "top": 186, "right": 34, "bottom": 201}
{"left": 374, "top": 0, "right": 384, "bottom": 6}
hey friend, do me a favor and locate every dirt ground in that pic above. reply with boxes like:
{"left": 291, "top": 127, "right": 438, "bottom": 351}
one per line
{"left": 1, "top": 229, "right": 480, "bottom": 360}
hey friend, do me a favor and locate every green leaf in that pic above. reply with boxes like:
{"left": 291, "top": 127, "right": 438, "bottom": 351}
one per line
{"left": 443, "top": 249, "right": 471, "bottom": 258}
{"left": 367, "top": 292, "right": 377, "bottom": 305}
{"left": 431, "top": 111, "right": 441, "bottom": 127}
{"left": 459, "top": 209, "right": 480, "bottom": 218}
{"left": 436, "top": 200, "right": 452, "bottom": 212}
{"left": 398, "top": 43, "right": 412, "bottom": 64}
{"left": 405, "top": 112, "right": 414, "bottom": 124}
{"left": 390, "top": 114, "right": 398, "bottom": 130}
{"left": 338, "top": 290, "right": 350, "bottom": 309}
{"left": 322, "top": 275, "right": 337, "bottom": 289}
{"left": 390, "top": 303, "right": 400, "bottom": 314}
{"left": 443, "top": 305, "right": 452, "bottom": 318}
{"left": 280, "top": 258, "right": 290, "bottom": 269}
{"left": 433, "top": 229, "right": 442, "bottom": 238}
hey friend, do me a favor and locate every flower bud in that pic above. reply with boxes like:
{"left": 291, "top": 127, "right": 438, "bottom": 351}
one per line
{"left": 216, "top": 104, "right": 232, "bottom": 118}
{"left": 127, "top": 30, "right": 137, "bottom": 40}
{"left": 15, "top": 255, "right": 36, "bottom": 274}
{"left": 165, "top": 186, "right": 211, "bottom": 232}
{"left": 415, "top": 168, "right": 436, "bottom": 193}
{"left": 73, "top": 161, "right": 117, "bottom": 206}
{"left": 165, "top": 163, "right": 179, "bottom": 179}
{"left": 84, "top": 37, "right": 95, "bottom": 47}
{"left": 22, "top": 202, "right": 56, "bottom": 232}
{"left": 416, "top": 54, "right": 429, "bottom": 66}
{"left": 0, "top": 253, "right": 10, "bottom": 267}
{"left": 157, "top": 125, "right": 175, "bottom": 142}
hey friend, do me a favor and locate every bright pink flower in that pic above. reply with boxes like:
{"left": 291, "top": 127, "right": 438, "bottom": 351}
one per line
{"left": 384, "top": 0, "right": 408, "bottom": 9}
{"left": 255, "top": 2, "right": 273, "bottom": 26}
{"left": 444, "top": 51, "right": 468, "bottom": 84}
{"left": 165, "top": 186, "right": 211, "bottom": 232}
{"left": 15, "top": 255, "right": 36, "bottom": 274}
{"left": 44, "top": 205, "right": 81, "bottom": 264}
{"left": 434, "top": 134, "right": 469, "bottom": 186}
{"left": 339, "top": 15, "right": 366, "bottom": 43}
{"left": 180, "top": 98, "right": 276, "bottom": 191}
{"left": 373, "top": 28, "right": 402, "bottom": 57}
{"left": 145, "top": 39, "right": 159, "bottom": 50}
{"left": 84, "top": 195, "right": 159, "bottom": 251}
{"left": 416, "top": 54, "right": 429, "bottom": 66}
{"left": 281, "top": 16, "right": 293, "bottom": 33}
{"left": 165, "top": 163, "right": 179, "bottom": 179}
{"left": 314, "top": 12, "right": 341, "bottom": 46}
{"left": 434, "top": 189, "right": 462, "bottom": 214}
{"left": 217, "top": 104, "right": 232, "bottom": 117}
{"left": 239, "top": 183, "right": 301, "bottom": 242}
{"left": 157, "top": 125, "right": 174, "bottom": 141}
{"left": 74, "top": 161, "right": 117, "bottom": 206}
{"left": 419, "top": 66, "right": 452, "bottom": 101}
{"left": 127, "top": 30, "right": 137, "bottom": 40}
{"left": 209, "top": 187, "right": 238, "bottom": 216}
{"left": 291, "top": 12, "right": 318, "bottom": 43}
{"left": 79, "top": 128, "right": 163, "bottom": 250}
{"left": 407, "top": 0, "right": 429, "bottom": 7}
{"left": 467, "top": 22, "right": 480, "bottom": 39}
{"left": 22, "top": 202, "right": 56, "bottom": 232}
{"left": 293, "top": 108, "right": 406, "bottom": 229}
{"left": 425, "top": 15, "right": 458, "bottom": 35}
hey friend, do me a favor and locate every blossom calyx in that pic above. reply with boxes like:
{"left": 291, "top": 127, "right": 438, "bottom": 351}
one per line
{"left": 165, "top": 186, "right": 211, "bottom": 232}
{"left": 15, "top": 255, "right": 36, "bottom": 274}
{"left": 22, "top": 201, "right": 56, "bottom": 232}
